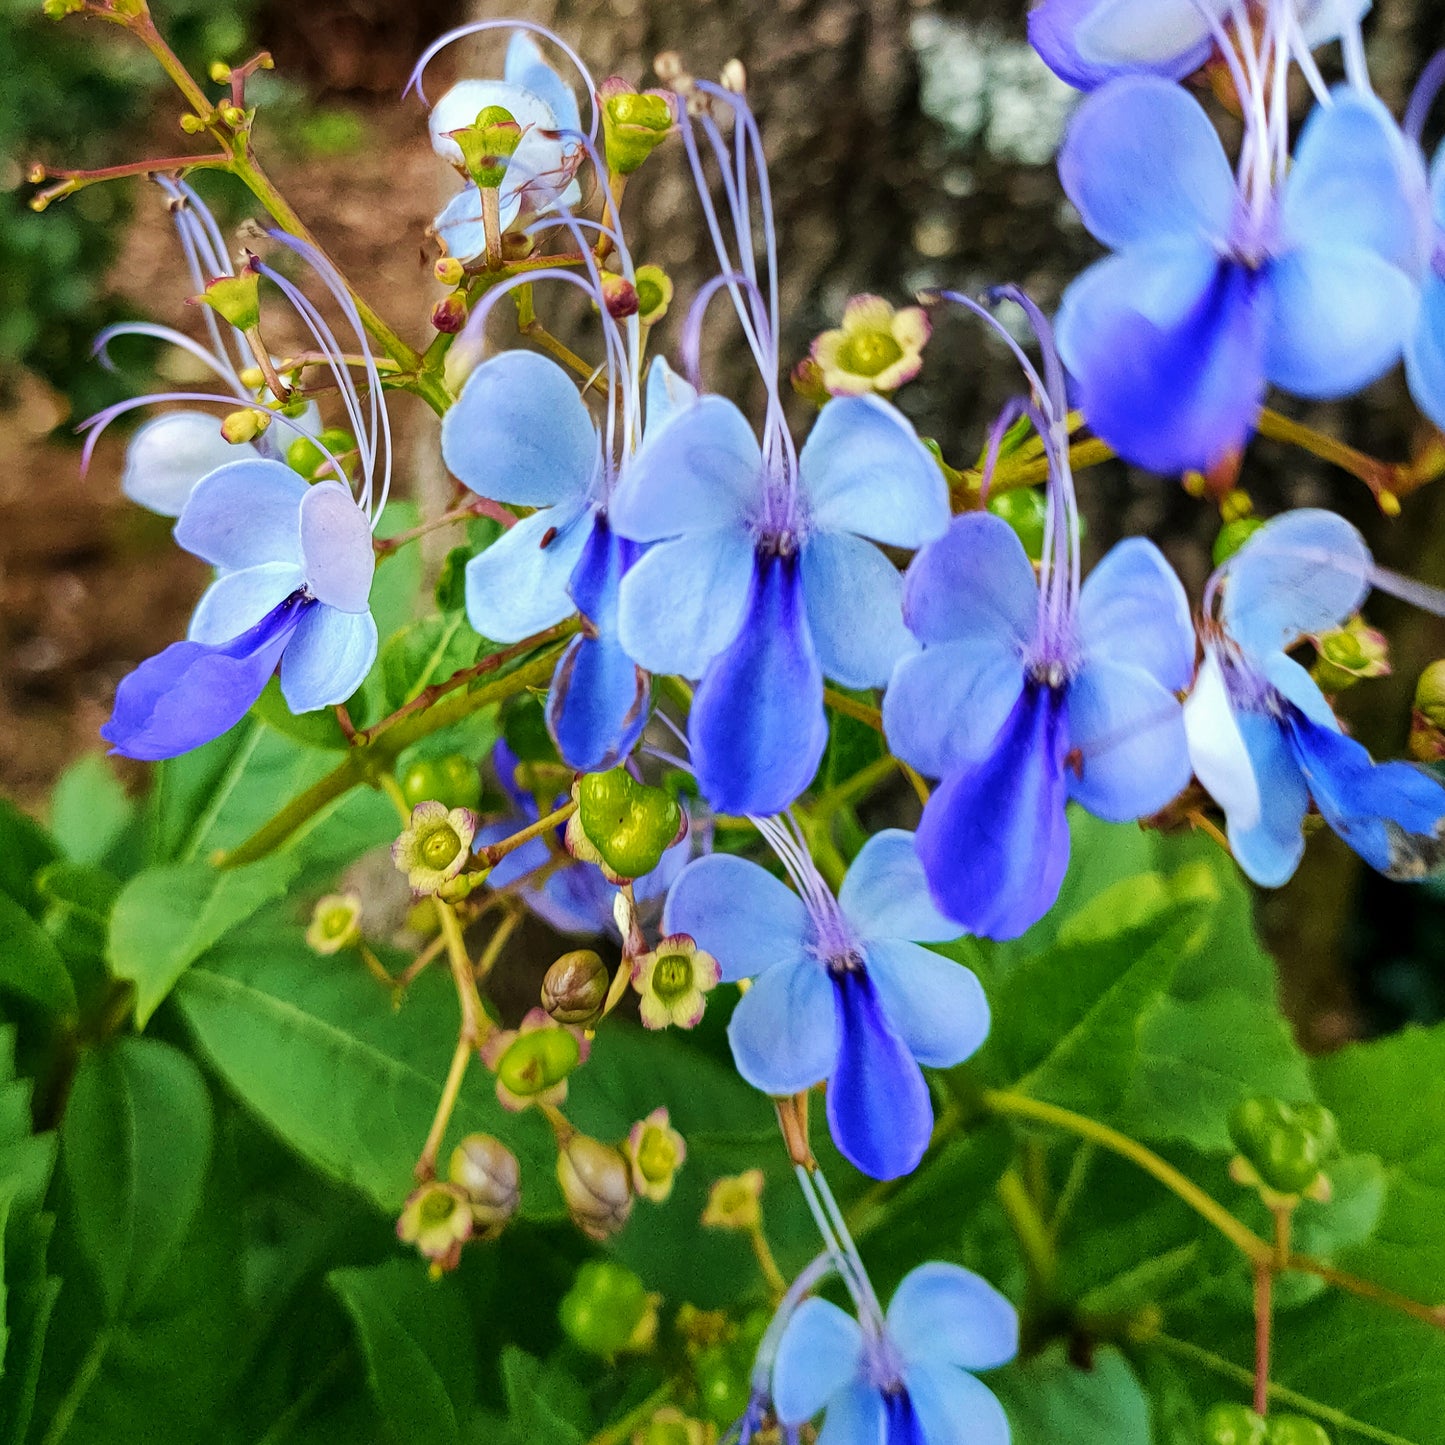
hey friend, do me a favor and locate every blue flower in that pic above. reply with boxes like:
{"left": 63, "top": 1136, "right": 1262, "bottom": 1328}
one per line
{"left": 1055, "top": 74, "right": 1427, "bottom": 474}
{"left": 1185, "top": 509, "right": 1445, "bottom": 886}
{"left": 425, "top": 32, "right": 583, "bottom": 264}
{"left": 772, "top": 1261, "right": 1017, "bottom": 1444}
{"left": 664, "top": 824, "right": 988, "bottom": 1180}
{"left": 1030, "top": 0, "right": 1370, "bottom": 91}
{"left": 1405, "top": 79, "right": 1445, "bottom": 431}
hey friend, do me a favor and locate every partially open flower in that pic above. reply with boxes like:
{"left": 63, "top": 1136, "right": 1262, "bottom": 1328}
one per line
{"left": 392, "top": 801, "right": 478, "bottom": 896}
{"left": 482, "top": 1007, "right": 589, "bottom": 1111}
{"left": 396, "top": 1180, "right": 473, "bottom": 1272}
{"left": 625, "top": 1107, "right": 686, "bottom": 1202}
{"left": 305, "top": 891, "right": 362, "bottom": 955}
{"left": 701, "top": 1169, "right": 764, "bottom": 1231}
{"left": 631, "top": 934, "right": 719, "bottom": 1030}
{"left": 557, "top": 1132, "right": 634, "bottom": 1240}
{"left": 811, "top": 294, "right": 930, "bottom": 397}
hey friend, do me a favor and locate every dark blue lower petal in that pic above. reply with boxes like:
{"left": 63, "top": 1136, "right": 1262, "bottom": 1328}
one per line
{"left": 1288, "top": 714, "right": 1445, "bottom": 879}
{"left": 884, "top": 1389, "right": 927, "bottom": 1445}
{"left": 690, "top": 551, "right": 827, "bottom": 816}
{"left": 915, "top": 681, "right": 1071, "bottom": 940}
{"left": 826, "top": 968, "right": 933, "bottom": 1181}
{"left": 102, "top": 592, "right": 311, "bottom": 761}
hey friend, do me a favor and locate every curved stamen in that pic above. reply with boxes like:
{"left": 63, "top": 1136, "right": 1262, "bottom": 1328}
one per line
{"left": 92, "top": 322, "right": 245, "bottom": 391}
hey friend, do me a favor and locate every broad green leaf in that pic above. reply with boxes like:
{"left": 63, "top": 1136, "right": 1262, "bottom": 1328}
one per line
{"left": 252, "top": 677, "right": 350, "bottom": 751}
{"left": 379, "top": 613, "right": 484, "bottom": 714}
{"left": 58, "top": 1037, "right": 213, "bottom": 1319}
{"left": 48, "top": 754, "right": 134, "bottom": 867}
{"left": 993, "top": 1344, "right": 1152, "bottom": 1444}
{"left": 107, "top": 855, "right": 299, "bottom": 1026}
{"left": 0, "top": 797, "right": 59, "bottom": 916}
{"left": 0, "top": 891, "right": 77, "bottom": 1020}
{"left": 330, "top": 1259, "right": 478, "bottom": 1445}
{"left": 34, "top": 862, "right": 119, "bottom": 1017}
{"left": 487, "top": 1347, "right": 587, "bottom": 1445}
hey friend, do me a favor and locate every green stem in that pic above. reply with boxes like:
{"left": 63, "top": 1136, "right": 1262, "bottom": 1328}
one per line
{"left": 998, "top": 1166, "right": 1057, "bottom": 1292}
{"left": 586, "top": 1381, "right": 676, "bottom": 1445}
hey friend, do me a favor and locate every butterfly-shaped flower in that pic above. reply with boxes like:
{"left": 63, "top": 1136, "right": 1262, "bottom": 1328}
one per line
{"left": 665, "top": 822, "right": 988, "bottom": 1180}
{"left": 1186, "top": 509, "right": 1445, "bottom": 885}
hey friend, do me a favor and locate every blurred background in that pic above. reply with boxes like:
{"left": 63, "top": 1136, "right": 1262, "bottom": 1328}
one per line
{"left": 2, "top": 0, "right": 1443, "bottom": 1048}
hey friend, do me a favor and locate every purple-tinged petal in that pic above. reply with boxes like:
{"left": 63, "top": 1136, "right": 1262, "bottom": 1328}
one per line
{"left": 827, "top": 968, "right": 933, "bottom": 1179}
{"left": 1406, "top": 278, "right": 1445, "bottom": 433}
{"left": 428, "top": 78, "right": 558, "bottom": 166}
{"left": 772, "top": 1298, "right": 864, "bottom": 1427}
{"left": 837, "top": 829, "right": 961, "bottom": 944}
{"left": 279, "top": 605, "right": 378, "bottom": 712}
{"left": 465, "top": 503, "right": 591, "bottom": 643}
{"left": 299, "top": 480, "right": 375, "bottom": 613}
{"left": 1221, "top": 509, "right": 1371, "bottom": 656}
{"left": 188, "top": 562, "right": 306, "bottom": 645}
{"left": 102, "top": 594, "right": 310, "bottom": 761}
{"left": 1078, "top": 537, "right": 1194, "bottom": 692}
{"left": 915, "top": 683, "right": 1071, "bottom": 940}
{"left": 607, "top": 395, "right": 765, "bottom": 542}
{"left": 884, "top": 640, "right": 1027, "bottom": 779}
{"left": 615, "top": 529, "right": 755, "bottom": 677}
{"left": 643, "top": 355, "right": 697, "bottom": 440}
{"left": 1263, "top": 245, "right": 1417, "bottom": 399}
{"left": 1029, "top": 0, "right": 1215, "bottom": 89}
{"left": 690, "top": 553, "right": 827, "bottom": 817}
{"left": 441, "top": 351, "right": 598, "bottom": 508}
{"left": 123, "top": 412, "right": 256, "bottom": 518}
{"left": 887, "top": 1262, "right": 1019, "bottom": 1372}
{"left": 901, "top": 513, "right": 1037, "bottom": 650}
{"left": 547, "top": 634, "right": 648, "bottom": 772}
{"left": 1058, "top": 251, "right": 1267, "bottom": 474}
{"left": 728, "top": 953, "right": 839, "bottom": 1094}
{"left": 174, "top": 459, "right": 306, "bottom": 572}
{"left": 1065, "top": 658, "right": 1191, "bottom": 821}
{"left": 504, "top": 31, "right": 580, "bottom": 133}
{"left": 1184, "top": 650, "right": 1261, "bottom": 830}
{"left": 864, "top": 938, "right": 988, "bottom": 1068}
{"left": 903, "top": 1363, "right": 1011, "bottom": 1445}
{"left": 1229, "top": 710, "right": 1310, "bottom": 887}
{"left": 800, "top": 531, "right": 913, "bottom": 689}
{"left": 796, "top": 395, "right": 949, "bottom": 549}
{"left": 1059, "top": 75, "right": 1235, "bottom": 248}
{"left": 662, "top": 854, "right": 810, "bottom": 982}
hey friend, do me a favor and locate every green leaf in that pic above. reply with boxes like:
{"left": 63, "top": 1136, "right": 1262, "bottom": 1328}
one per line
{"left": 0, "top": 891, "right": 77, "bottom": 1020}
{"left": 34, "top": 862, "right": 119, "bottom": 1016}
{"left": 252, "top": 677, "right": 350, "bottom": 750}
{"left": 48, "top": 754, "right": 134, "bottom": 867}
{"left": 58, "top": 1037, "right": 213, "bottom": 1319}
{"left": 107, "top": 855, "right": 300, "bottom": 1026}
{"left": 491, "top": 1347, "right": 587, "bottom": 1445}
{"left": 330, "top": 1259, "right": 478, "bottom": 1445}
{"left": 379, "top": 613, "right": 484, "bottom": 714}
{"left": 993, "top": 1344, "right": 1153, "bottom": 1445}
{"left": 0, "top": 797, "right": 60, "bottom": 915}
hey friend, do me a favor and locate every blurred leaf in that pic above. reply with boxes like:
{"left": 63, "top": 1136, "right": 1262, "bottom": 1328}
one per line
{"left": 485, "top": 1346, "right": 587, "bottom": 1445}
{"left": 33, "top": 862, "right": 118, "bottom": 1016}
{"left": 993, "top": 1344, "right": 1152, "bottom": 1444}
{"left": 0, "top": 798, "right": 59, "bottom": 916}
{"left": 48, "top": 755, "right": 134, "bottom": 867}
{"left": 0, "top": 892, "right": 77, "bottom": 1021}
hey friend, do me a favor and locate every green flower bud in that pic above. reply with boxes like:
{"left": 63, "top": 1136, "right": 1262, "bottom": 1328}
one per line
{"left": 559, "top": 1259, "right": 656, "bottom": 1357}
{"left": 448, "top": 1133, "right": 521, "bottom": 1238}
{"left": 400, "top": 755, "right": 482, "bottom": 813}
{"left": 1213, "top": 516, "right": 1265, "bottom": 567}
{"left": 598, "top": 78, "right": 676, "bottom": 175}
{"left": 600, "top": 271, "right": 639, "bottom": 320}
{"left": 434, "top": 256, "right": 466, "bottom": 286}
{"left": 988, "top": 488, "right": 1048, "bottom": 562}
{"left": 432, "top": 290, "right": 469, "bottom": 334}
{"left": 1200, "top": 1403, "right": 1268, "bottom": 1445}
{"left": 305, "top": 891, "right": 363, "bottom": 955}
{"left": 541, "top": 949, "right": 610, "bottom": 1027}
{"left": 557, "top": 1133, "right": 634, "bottom": 1241}
{"left": 1228, "top": 1097, "right": 1338, "bottom": 1198}
{"left": 1409, "top": 661, "right": 1445, "bottom": 761}
{"left": 790, "top": 356, "right": 830, "bottom": 407}
{"left": 569, "top": 767, "right": 683, "bottom": 881}
{"left": 634, "top": 264, "right": 673, "bottom": 325}
{"left": 195, "top": 272, "right": 261, "bottom": 331}
{"left": 1265, "top": 1417, "right": 1331, "bottom": 1445}
{"left": 450, "top": 104, "right": 523, "bottom": 189}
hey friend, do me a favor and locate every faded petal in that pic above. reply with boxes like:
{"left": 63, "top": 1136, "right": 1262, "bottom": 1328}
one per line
{"left": 174, "top": 459, "right": 307, "bottom": 572}
{"left": 662, "top": 853, "right": 810, "bottom": 982}
{"left": 800, "top": 530, "right": 914, "bottom": 689}
{"left": 465, "top": 503, "right": 591, "bottom": 643}
{"left": 837, "top": 828, "right": 961, "bottom": 943}
{"left": 122, "top": 411, "right": 256, "bottom": 518}
{"left": 280, "top": 605, "right": 378, "bottom": 713}
{"left": 728, "top": 953, "right": 839, "bottom": 1094}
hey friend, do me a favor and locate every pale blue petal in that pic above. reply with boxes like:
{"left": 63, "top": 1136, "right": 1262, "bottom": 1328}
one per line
{"left": 607, "top": 395, "right": 765, "bottom": 542}
{"left": 864, "top": 938, "right": 989, "bottom": 1068}
{"left": 299, "top": 480, "right": 374, "bottom": 613}
{"left": 188, "top": 562, "right": 305, "bottom": 645}
{"left": 728, "top": 953, "right": 839, "bottom": 1094}
{"left": 1229, "top": 710, "right": 1310, "bottom": 888}
{"left": 1299, "top": 0, "right": 1371, "bottom": 44}
{"left": 797, "top": 396, "right": 949, "bottom": 548}
{"left": 1261, "top": 650, "right": 1338, "bottom": 729}
{"left": 279, "top": 605, "right": 378, "bottom": 712}
{"left": 174, "top": 459, "right": 307, "bottom": 571}
{"left": 643, "top": 356, "right": 698, "bottom": 440}
{"left": 838, "top": 829, "right": 961, "bottom": 943}
{"left": 772, "top": 1298, "right": 864, "bottom": 1426}
{"left": 1029, "top": 0, "right": 1215, "bottom": 88}
{"left": 504, "top": 31, "right": 580, "bottom": 133}
{"left": 614, "top": 530, "right": 754, "bottom": 677}
{"left": 1059, "top": 76, "right": 1235, "bottom": 248}
{"left": 432, "top": 185, "right": 521, "bottom": 263}
{"left": 883, "top": 640, "right": 1026, "bottom": 779}
{"left": 1065, "top": 658, "right": 1191, "bottom": 821}
{"left": 662, "top": 854, "right": 810, "bottom": 982}
{"left": 122, "top": 412, "right": 255, "bottom": 518}
{"left": 1078, "top": 537, "right": 1194, "bottom": 692}
{"left": 901, "top": 513, "right": 1037, "bottom": 649}
{"left": 464, "top": 504, "right": 590, "bottom": 643}
{"left": 441, "top": 351, "right": 598, "bottom": 507}
{"left": 904, "top": 1364, "right": 1012, "bottom": 1445}
{"left": 1264, "top": 245, "right": 1417, "bottom": 399}
{"left": 887, "top": 1262, "right": 1020, "bottom": 1372}
{"left": 1221, "top": 509, "right": 1371, "bottom": 656}
{"left": 817, "top": 1383, "right": 885, "bottom": 1445}
{"left": 1406, "top": 278, "right": 1445, "bottom": 432}
{"left": 801, "top": 531, "right": 913, "bottom": 689}
{"left": 1184, "top": 651, "right": 1261, "bottom": 831}
{"left": 428, "top": 78, "right": 558, "bottom": 166}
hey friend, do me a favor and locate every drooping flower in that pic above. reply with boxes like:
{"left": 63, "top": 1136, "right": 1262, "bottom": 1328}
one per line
{"left": 99, "top": 231, "right": 390, "bottom": 761}
{"left": 811, "top": 294, "right": 931, "bottom": 397}
{"left": 1185, "top": 508, "right": 1445, "bottom": 886}
{"left": 611, "top": 86, "right": 949, "bottom": 816}
{"left": 884, "top": 290, "right": 1195, "bottom": 939}
{"left": 665, "top": 821, "right": 988, "bottom": 1180}
{"left": 1029, "top": 0, "right": 1371, "bottom": 92}
{"left": 1054, "top": 64, "right": 1428, "bottom": 474}
{"left": 772, "top": 1261, "right": 1017, "bottom": 1444}
{"left": 412, "top": 28, "right": 586, "bottom": 264}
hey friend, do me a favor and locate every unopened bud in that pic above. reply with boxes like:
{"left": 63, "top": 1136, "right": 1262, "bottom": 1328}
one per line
{"left": 286, "top": 427, "right": 354, "bottom": 482}
{"left": 43, "top": 0, "right": 86, "bottom": 17}
{"left": 482, "top": 1008, "right": 589, "bottom": 1110}
{"left": 720, "top": 59, "right": 747, "bottom": 93}
{"left": 305, "top": 892, "right": 362, "bottom": 955}
{"left": 634, "top": 264, "right": 673, "bottom": 325}
{"left": 560, "top": 1260, "right": 657, "bottom": 1357}
{"left": 1212, "top": 516, "right": 1264, "bottom": 567}
{"left": 542, "top": 949, "right": 609, "bottom": 1026}
{"left": 598, "top": 79, "right": 677, "bottom": 176}
{"left": 790, "top": 356, "right": 830, "bottom": 407}
{"left": 194, "top": 272, "right": 261, "bottom": 331}
{"left": 450, "top": 104, "right": 524, "bottom": 189}
{"left": 1220, "top": 489, "right": 1254, "bottom": 524}
{"left": 557, "top": 1132, "right": 634, "bottom": 1241}
{"left": 1410, "top": 660, "right": 1445, "bottom": 761}
{"left": 180, "top": 112, "right": 209, "bottom": 134}
{"left": 434, "top": 256, "right": 466, "bottom": 286}
{"left": 220, "top": 408, "right": 269, "bottom": 444}
{"left": 219, "top": 104, "right": 247, "bottom": 128}
{"left": 568, "top": 767, "right": 684, "bottom": 882}
{"left": 601, "top": 272, "right": 639, "bottom": 319}
{"left": 448, "top": 1133, "right": 521, "bottom": 1238}
{"left": 209, "top": 61, "right": 233, "bottom": 83}
{"left": 431, "top": 290, "right": 469, "bottom": 334}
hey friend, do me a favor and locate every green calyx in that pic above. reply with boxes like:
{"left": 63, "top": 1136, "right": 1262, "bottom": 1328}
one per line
{"left": 576, "top": 767, "right": 682, "bottom": 880}
{"left": 1228, "top": 1097, "right": 1338, "bottom": 1196}
{"left": 837, "top": 329, "right": 905, "bottom": 379}
{"left": 196, "top": 272, "right": 262, "bottom": 331}
{"left": 1213, "top": 516, "right": 1265, "bottom": 567}
{"left": 496, "top": 1026, "right": 581, "bottom": 1098}
{"left": 634, "top": 264, "right": 672, "bottom": 323}
{"left": 287, "top": 427, "right": 356, "bottom": 482}
{"left": 601, "top": 89, "right": 674, "bottom": 174}
{"left": 452, "top": 104, "right": 524, "bottom": 189}
{"left": 559, "top": 1260, "right": 651, "bottom": 1357}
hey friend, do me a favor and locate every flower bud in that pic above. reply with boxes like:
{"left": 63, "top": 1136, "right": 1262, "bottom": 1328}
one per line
{"left": 626, "top": 1107, "right": 686, "bottom": 1203}
{"left": 1312, "top": 615, "right": 1389, "bottom": 693}
{"left": 482, "top": 1008, "right": 588, "bottom": 1111}
{"left": 432, "top": 290, "right": 469, "bottom": 334}
{"left": 43, "top": 0, "right": 87, "bottom": 16}
{"left": 434, "top": 256, "right": 466, "bottom": 286}
{"left": 1200, "top": 1403, "right": 1267, "bottom": 1445}
{"left": 634, "top": 265, "right": 673, "bottom": 325}
{"left": 391, "top": 801, "right": 477, "bottom": 896}
{"left": 568, "top": 767, "right": 684, "bottom": 882}
{"left": 449, "top": 104, "right": 524, "bottom": 189}
{"left": 220, "top": 408, "right": 270, "bottom": 445}
{"left": 810, "top": 295, "right": 930, "bottom": 397}
{"left": 542, "top": 949, "right": 610, "bottom": 1026}
{"left": 598, "top": 78, "right": 676, "bottom": 175}
{"left": 1409, "top": 661, "right": 1445, "bottom": 761}
{"left": 700, "top": 1169, "right": 764, "bottom": 1231}
{"left": 1212, "top": 515, "right": 1264, "bottom": 567}
{"left": 305, "top": 891, "right": 362, "bottom": 955}
{"left": 219, "top": 104, "right": 247, "bottom": 129}
{"left": 789, "top": 356, "right": 830, "bottom": 407}
{"left": 1265, "top": 1418, "right": 1332, "bottom": 1445}
{"left": 400, "top": 754, "right": 482, "bottom": 812}
{"left": 1227, "top": 1097, "right": 1338, "bottom": 1199}
{"left": 396, "top": 1180, "right": 472, "bottom": 1272}
{"left": 632, "top": 934, "right": 718, "bottom": 1030}
{"left": 448, "top": 1133, "right": 521, "bottom": 1238}
{"left": 557, "top": 1132, "right": 633, "bottom": 1240}
{"left": 600, "top": 271, "right": 639, "bottom": 320}
{"left": 179, "top": 112, "right": 208, "bottom": 134}
{"left": 559, "top": 1259, "right": 656, "bottom": 1357}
